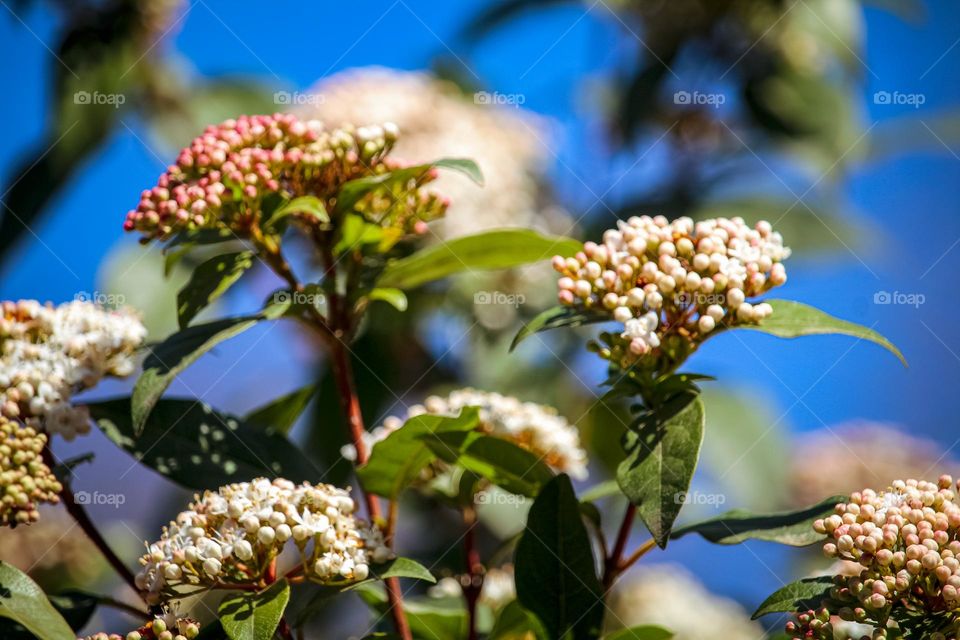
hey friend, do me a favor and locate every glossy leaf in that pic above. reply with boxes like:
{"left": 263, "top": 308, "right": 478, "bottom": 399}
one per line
{"left": 373, "top": 557, "right": 436, "bottom": 583}
{"left": 357, "top": 409, "right": 481, "bottom": 498}
{"left": 734, "top": 299, "right": 906, "bottom": 366}
{"left": 367, "top": 288, "right": 408, "bottom": 312}
{"left": 377, "top": 230, "right": 582, "bottom": 290}
{"left": 489, "top": 601, "right": 546, "bottom": 640}
{"left": 265, "top": 196, "right": 329, "bottom": 228}
{"left": 670, "top": 495, "right": 844, "bottom": 546}
{"left": 423, "top": 431, "right": 554, "bottom": 497}
{"left": 355, "top": 584, "right": 467, "bottom": 640}
{"left": 336, "top": 158, "right": 483, "bottom": 215}
{"left": 604, "top": 626, "right": 674, "bottom": 640}
{"left": 219, "top": 579, "right": 290, "bottom": 640}
{"left": 753, "top": 577, "right": 834, "bottom": 619}
{"left": 510, "top": 306, "right": 609, "bottom": 351}
{"left": 88, "top": 397, "right": 318, "bottom": 490}
{"left": 244, "top": 384, "right": 318, "bottom": 434}
{"left": 617, "top": 398, "right": 705, "bottom": 548}
{"left": 177, "top": 251, "right": 255, "bottom": 329}
{"left": 0, "top": 562, "right": 75, "bottom": 640}
{"left": 515, "top": 475, "right": 604, "bottom": 639}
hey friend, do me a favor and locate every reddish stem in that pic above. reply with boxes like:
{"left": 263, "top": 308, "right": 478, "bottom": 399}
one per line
{"left": 602, "top": 503, "right": 636, "bottom": 591}
{"left": 462, "top": 508, "right": 484, "bottom": 640}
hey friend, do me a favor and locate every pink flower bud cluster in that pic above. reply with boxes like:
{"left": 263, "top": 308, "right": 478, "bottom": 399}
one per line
{"left": 123, "top": 114, "right": 449, "bottom": 242}
{"left": 80, "top": 616, "right": 199, "bottom": 640}
{"left": 0, "top": 417, "right": 61, "bottom": 527}
{"left": 788, "top": 475, "right": 960, "bottom": 639}
{"left": 552, "top": 215, "right": 789, "bottom": 370}
{"left": 0, "top": 300, "right": 146, "bottom": 439}
{"left": 136, "top": 478, "right": 391, "bottom": 604}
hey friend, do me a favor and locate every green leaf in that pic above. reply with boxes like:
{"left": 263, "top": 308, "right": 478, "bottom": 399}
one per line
{"left": 0, "top": 562, "right": 75, "bottom": 640}
{"left": 88, "top": 397, "right": 319, "bottom": 490}
{"left": 132, "top": 306, "right": 287, "bottom": 435}
{"left": 377, "top": 230, "right": 582, "bottom": 290}
{"left": 490, "top": 601, "right": 546, "bottom": 640}
{"left": 515, "top": 475, "right": 604, "bottom": 640}
{"left": 367, "top": 288, "right": 408, "bottom": 312}
{"left": 265, "top": 196, "right": 329, "bottom": 228}
{"left": 752, "top": 577, "right": 834, "bottom": 619}
{"left": 734, "top": 299, "right": 906, "bottom": 366}
{"left": 177, "top": 251, "right": 255, "bottom": 329}
{"left": 510, "top": 306, "right": 609, "bottom": 351}
{"left": 604, "top": 626, "right": 674, "bottom": 640}
{"left": 372, "top": 557, "right": 436, "bottom": 583}
{"left": 336, "top": 158, "right": 483, "bottom": 215}
{"left": 355, "top": 584, "right": 468, "bottom": 640}
{"left": 580, "top": 479, "right": 621, "bottom": 503}
{"left": 670, "top": 495, "right": 844, "bottom": 546}
{"left": 617, "top": 397, "right": 705, "bottom": 548}
{"left": 244, "top": 384, "right": 318, "bottom": 435}
{"left": 423, "top": 431, "right": 554, "bottom": 497}
{"left": 357, "top": 409, "right": 481, "bottom": 499}
{"left": 334, "top": 214, "right": 387, "bottom": 255}
{"left": 220, "top": 579, "right": 290, "bottom": 640}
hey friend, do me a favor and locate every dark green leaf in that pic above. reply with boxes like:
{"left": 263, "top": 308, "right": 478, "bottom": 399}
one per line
{"left": 336, "top": 158, "right": 483, "bottom": 215}
{"left": 177, "top": 251, "right": 255, "bottom": 329}
{"left": 377, "top": 230, "right": 582, "bottom": 290}
{"left": 604, "top": 626, "right": 674, "bottom": 640}
{"left": 515, "top": 475, "right": 604, "bottom": 640}
{"left": 88, "top": 397, "right": 319, "bottom": 490}
{"left": 423, "top": 431, "right": 554, "bottom": 497}
{"left": 0, "top": 562, "right": 75, "bottom": 640}
{"left": 355, "top": 584, "right": 467, "bottom": 640}
{"left": 357, "top": 409, "right": 481, "bottom": 498}
{"left": 733, "top": 299, "right": 906, "bottom": 366}
{"left": 752, "top": 577, "right": 834, "bottom": 619}
{"left": 510, "top": 306, "right": 609, "bottom": 351}
{"left": 373, "top": 557, "right": 436, "bottom": 583}
{"left": 45, "top": 591, "right": 99, "bottom": 632}
{"left": 219, "top": 579, "right": 290, "bottom": 640}
{"left": 132, "top": 306, "right": 287, "bottom": 434}
{"left": 244, "top": 384, "right": 318, "bottom": 434}
{"left": 489, "top": 601, "right": 546, "bottom": 640}
{"left": 670, "top": 495, "right": 844, "bottom": 546}
{"left": 617, "top": 398, "right": 705, "bottom": 548}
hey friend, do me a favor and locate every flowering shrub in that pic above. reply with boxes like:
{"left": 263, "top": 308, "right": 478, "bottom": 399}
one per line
{"left": 0, "top": 112, "right": 914, "bottom": 640}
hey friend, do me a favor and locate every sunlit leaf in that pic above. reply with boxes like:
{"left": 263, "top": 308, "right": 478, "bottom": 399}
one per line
{"left": 0, "top": 562, "right": 75, "bottom": 640}
{"left": 220, "top": 580, "right": 290, "bottom": 640}
{"left": 511, "top": 306, "right": 609, "bottom": 351}
{"left": 177, "top": 251, "right": 255, "bottom": 329}
{"left": 753, "top": 577, "right": 833, "bottom": 619}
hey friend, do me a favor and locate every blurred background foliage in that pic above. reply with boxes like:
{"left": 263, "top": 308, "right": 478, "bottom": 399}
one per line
{"left": 0, "top": 0, "right": 957, "bottom": 637}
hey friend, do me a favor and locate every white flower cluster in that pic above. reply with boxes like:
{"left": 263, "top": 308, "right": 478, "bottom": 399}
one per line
{"left": 0, "top": 417, "right": 62, "bottom": 527}
{"left": 793, "top": 476, "right": 960, "bottom": 639}
{"left": 296, "top": 67, "right": 567, "bottom": 240}
{"left": 0, "top": 300, "right": 146, "bottom": 439}
{"left": 552, "top": 216, "right": 789, "bottom": 369}
{"left": 80, "top": 616, "right": 199, "bottom": 640}
{"left": 136, "top": 478, "right": 391, "bottom": 603}
{"left": 346, "top": 389, "right": 588, "bottom": 480}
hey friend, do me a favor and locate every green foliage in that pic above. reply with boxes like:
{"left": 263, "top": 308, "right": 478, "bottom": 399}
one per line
{"left": 88, "top": 397, "right": 318, "bottom": 489}
{"left": 617, "top": 397, "right": 705, "bottom": 548}
{"left": 177, "top": 251, "right": 255, "bottom": 328}
{"left": 263, "top": 196, "right": 329, "bottom": 230}
{"left": 366, "top": 288, "right": 409, "bottom": 312}
{"left": 357, "top": 409, "right": 481, "bottom": 499}
{"left": 0, "top": 562, "right": 75, "bottom": 640}
{"left": 244, "top": 384, "right": 318, "bottom": 434}
{"left": 515, "top": 475, "right": 604, "bottom": 639}
{"left": 510, "top": 306, "right": 610, "bottom": 351}
{"left": 752, "top": 577, "right": 834, "bottom": 618}
{"left": 489, "top": 601, "right": 546, "bottom": 640}
{"left": 377, "top": 230, "right": 582, "bottom": 290}
{"left": 604, "top": 626, "right": 674, "bottom": 640}
{"left": 670, "top": 495, "right": 844, "bottom": 546}
{"left": 734, "top": 299, "right": 906, "bottom": 365}
{"left": 423, "top": 431, "right": 554, "bottom": 497}
{"left": 219, "top": 579, "right": 290, "bottom": 640}
{"left": 356, "top": 583, "right": 468, "bottom": 640}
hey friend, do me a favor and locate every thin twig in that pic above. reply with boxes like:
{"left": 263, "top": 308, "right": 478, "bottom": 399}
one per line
{"left": 602, "top": 503, "right": 636, "bottom": 591}
{"left": 461, "top": 507, "right": 484, "bottom": 640}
